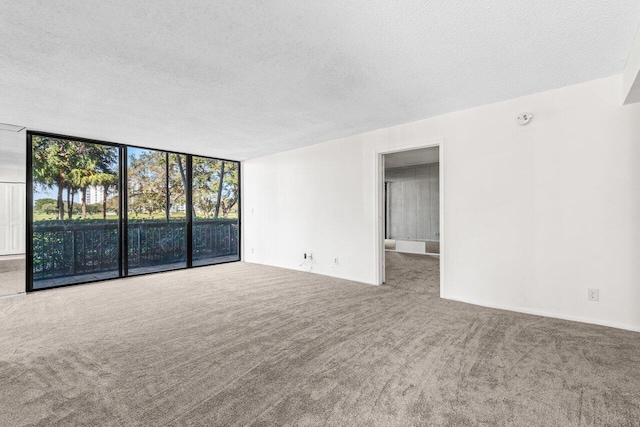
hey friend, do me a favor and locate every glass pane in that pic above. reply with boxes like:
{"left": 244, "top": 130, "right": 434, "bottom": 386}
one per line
{"left": 168, "top": 153, "right": 187, "bottom": 221}
{"left": 127, "top": 148, "right": 186, "bottom": 275}
{"left": 192, "top": 157, "right": 240, "bottom": 266}
{"left": 31, "top": 136, "right": 120, "bottom": 289}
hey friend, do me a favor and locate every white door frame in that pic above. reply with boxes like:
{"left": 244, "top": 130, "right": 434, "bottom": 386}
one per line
{"left": 374, "top": 138, "right": 445, "bottom": 298}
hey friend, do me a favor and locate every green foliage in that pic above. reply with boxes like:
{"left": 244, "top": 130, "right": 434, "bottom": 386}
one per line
{"left": 34, "top": 198, "right": 58, "bottom": 215}
{"left": 127, "top": 150, "right": 168, "bottom": 218}
{"left": 32, "top": 136, "right": 118, "bottom": 221}
{"left": 32, "top": 137, "right": 240, "bottom": 223}
{"left": 192, "top": 157, "right": 239, "bottom": 219}
{"left": 86, "top": 203, "right": 103, "bottom": 216}
{"left": 33, "top": 199, "right": 106, "bottom": 220}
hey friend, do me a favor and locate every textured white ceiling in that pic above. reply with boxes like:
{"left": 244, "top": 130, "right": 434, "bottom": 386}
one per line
{"left": 1, "top": 1, "right": 639, "bottom": 160}
{"left": 385, "top": 147, "right": 439, "bottom": 169}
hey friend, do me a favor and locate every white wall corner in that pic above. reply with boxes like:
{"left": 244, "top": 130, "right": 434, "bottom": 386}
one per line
{"left": 622, "top": 25, "right": 640, "bottom": 105}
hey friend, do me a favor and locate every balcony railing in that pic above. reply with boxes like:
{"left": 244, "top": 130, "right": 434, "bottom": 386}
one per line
{"left": 32, "top": 219, "right": 239, "bottom": 281}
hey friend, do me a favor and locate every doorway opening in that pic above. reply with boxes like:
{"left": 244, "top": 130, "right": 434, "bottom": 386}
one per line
{"left": 378, "top": 144, "right": 443, "bottom": 296}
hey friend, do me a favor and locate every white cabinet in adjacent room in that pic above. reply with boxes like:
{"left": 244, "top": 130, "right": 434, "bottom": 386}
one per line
{"left": 0, "top": 183, "right": 25, "bottom": 256}
{"left": 385, "top": 163, "right": 439, "bottom": 242}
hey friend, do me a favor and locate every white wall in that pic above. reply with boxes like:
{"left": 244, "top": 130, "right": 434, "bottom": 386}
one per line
{"left": 623, "top": 27, "right": 640, "bottom": 104}
{"left": 243, "top": 75, "right": 640, "bottom": 332}
{"left": 0, "top": 129, "right": 26, "bottom": 183}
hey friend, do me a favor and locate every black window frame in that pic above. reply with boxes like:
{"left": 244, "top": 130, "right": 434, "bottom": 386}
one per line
{"left": 26, "top": 130, "right": 241, "bottom": 292}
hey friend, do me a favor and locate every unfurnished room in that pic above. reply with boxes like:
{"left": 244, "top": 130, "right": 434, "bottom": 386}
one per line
{"left": 1, "top": 1, "right": 640, "bottom": 426}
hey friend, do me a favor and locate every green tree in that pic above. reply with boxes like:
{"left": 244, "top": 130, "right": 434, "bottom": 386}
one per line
{"left": 32, "top": 137, "right": 75, "bottom": 220}
{"left": 190, "top": 157, "right": 239, "bottom": 219}
{"left": 86, "top": 203, "right": 102, "bottom": 217}
{"left": 192, "top": 157, "right": 221, "bottom": 218}
{"left": 68, "top": 142, "right": 116, "bottom": 219}
{"left": 92, "top": 173, "right": 119, "bottom": 220}
{"left": 128, "top": 150, "right": 166, "bottom": 219}
{"left": 34, "top": 198, "right": 58, "bottom": 216}
{"left": 214, "top": 161, "right": 225, "bottom": 219}
{"left": 32, "top": 137, "right": 118, "bottom": 221}
{"left": 220, "top": 162, "right": 239, "bottom": 218}
{"left": 169, "top": 154, "right": 187, "bottom": 218}
{"left": 104, "top": 196, "right": 119, "bottom": 217}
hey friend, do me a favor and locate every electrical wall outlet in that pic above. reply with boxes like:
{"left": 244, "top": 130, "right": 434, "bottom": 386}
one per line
{"left": 334, "top": 257, "right": 339, "bottom": 265}
{"left": 588, "top": 288, "right": 599, "bottom": 302}
{"left": 304, "top": 253, "right": 313, "bottom": 260}
{"left": 251, "top": 248, "right": 254, "bottom": 254}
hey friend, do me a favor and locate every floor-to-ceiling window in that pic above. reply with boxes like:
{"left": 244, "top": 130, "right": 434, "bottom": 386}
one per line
{"left": 30, "top": 135, "right": 120, "bottom": 289}
{"left": 127, "top": 149, "right": 187, "bottom": 275}
{"left": 192, "top": 156, "right": 240, "bottom": 266}
{"left": 27, "top": 132, "right": 240, "bottom": 291}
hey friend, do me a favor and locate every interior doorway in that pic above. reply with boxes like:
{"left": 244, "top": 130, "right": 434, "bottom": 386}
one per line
{"left": 378, "top": 144, "right": 443, "bottom": 296}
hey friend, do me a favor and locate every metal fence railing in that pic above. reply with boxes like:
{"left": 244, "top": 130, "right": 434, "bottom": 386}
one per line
{"left": 33, "top": 219, "right": 238, "bottom": 281}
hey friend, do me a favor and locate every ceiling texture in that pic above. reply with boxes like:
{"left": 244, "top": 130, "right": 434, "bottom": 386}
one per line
{"left": 1, "top": 1, "right": 639, "bottom": 160}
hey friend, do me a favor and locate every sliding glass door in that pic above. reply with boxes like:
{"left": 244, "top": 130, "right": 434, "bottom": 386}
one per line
{"left": 192, "top": 156, "right": 240, "bottom": 266}
{"left": 27, "top": 132, "right": 240, "bottom": 291}
{"left": 30, "top": 135, "right": 120, "bottom": 289}
{"left": 126, "top": 148, "right": 187, "bottom": 275}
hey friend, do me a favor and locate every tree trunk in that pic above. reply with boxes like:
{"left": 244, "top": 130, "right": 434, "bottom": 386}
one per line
{"left": 214, "top": 161, "right": 225, "bottom": 219}
{"left": 176, "top": 154, "right": 187, "bottom": 192}
{"left": 102, "top": 185, "right": 108, "bottom": 220}
{"left": 176, "top": 155, "right": 196, "bottom": 219}
{"left": 81, "top": 187, "right": 88, "bottom": 219}
{"left": 57, "top": 182, "right": 64, "bottom": 220}
{"left": 69, "top": 189, "right": 75, "bottom": 220}
{"left": 66, "top": 186, "right": 73, "bottom": 220}
{"left": 223, "top": 193, "right": 238, "bottom": 218}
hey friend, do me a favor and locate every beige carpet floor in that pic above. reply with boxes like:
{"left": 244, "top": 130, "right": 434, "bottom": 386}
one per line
{"left": 384, "top": 251, "right": 439, "bottom": 296}
{"left": 1, "top": 258, "right": 640, "bottom": 426}
{"left": 0, "top": 255, "right": 25, "bottom": 297}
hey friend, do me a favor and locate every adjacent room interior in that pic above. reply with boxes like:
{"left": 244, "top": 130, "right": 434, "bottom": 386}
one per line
{"left": 1, "top": 1, "right": 640, "bottom": 425}
{"left": 383, "top": 146, "right": 441, "bottom": 296}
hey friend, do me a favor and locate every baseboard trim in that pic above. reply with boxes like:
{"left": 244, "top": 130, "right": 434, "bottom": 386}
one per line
{"left": 0, "top": 292, "right": 26, "bottom": 300}
{"left": 444, "top": 295, "right": 640, "bottom": 333}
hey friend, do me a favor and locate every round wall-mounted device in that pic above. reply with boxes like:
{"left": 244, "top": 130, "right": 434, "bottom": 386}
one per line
{"left": 517, "top": 112, "right": 533, "bottom": 125}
